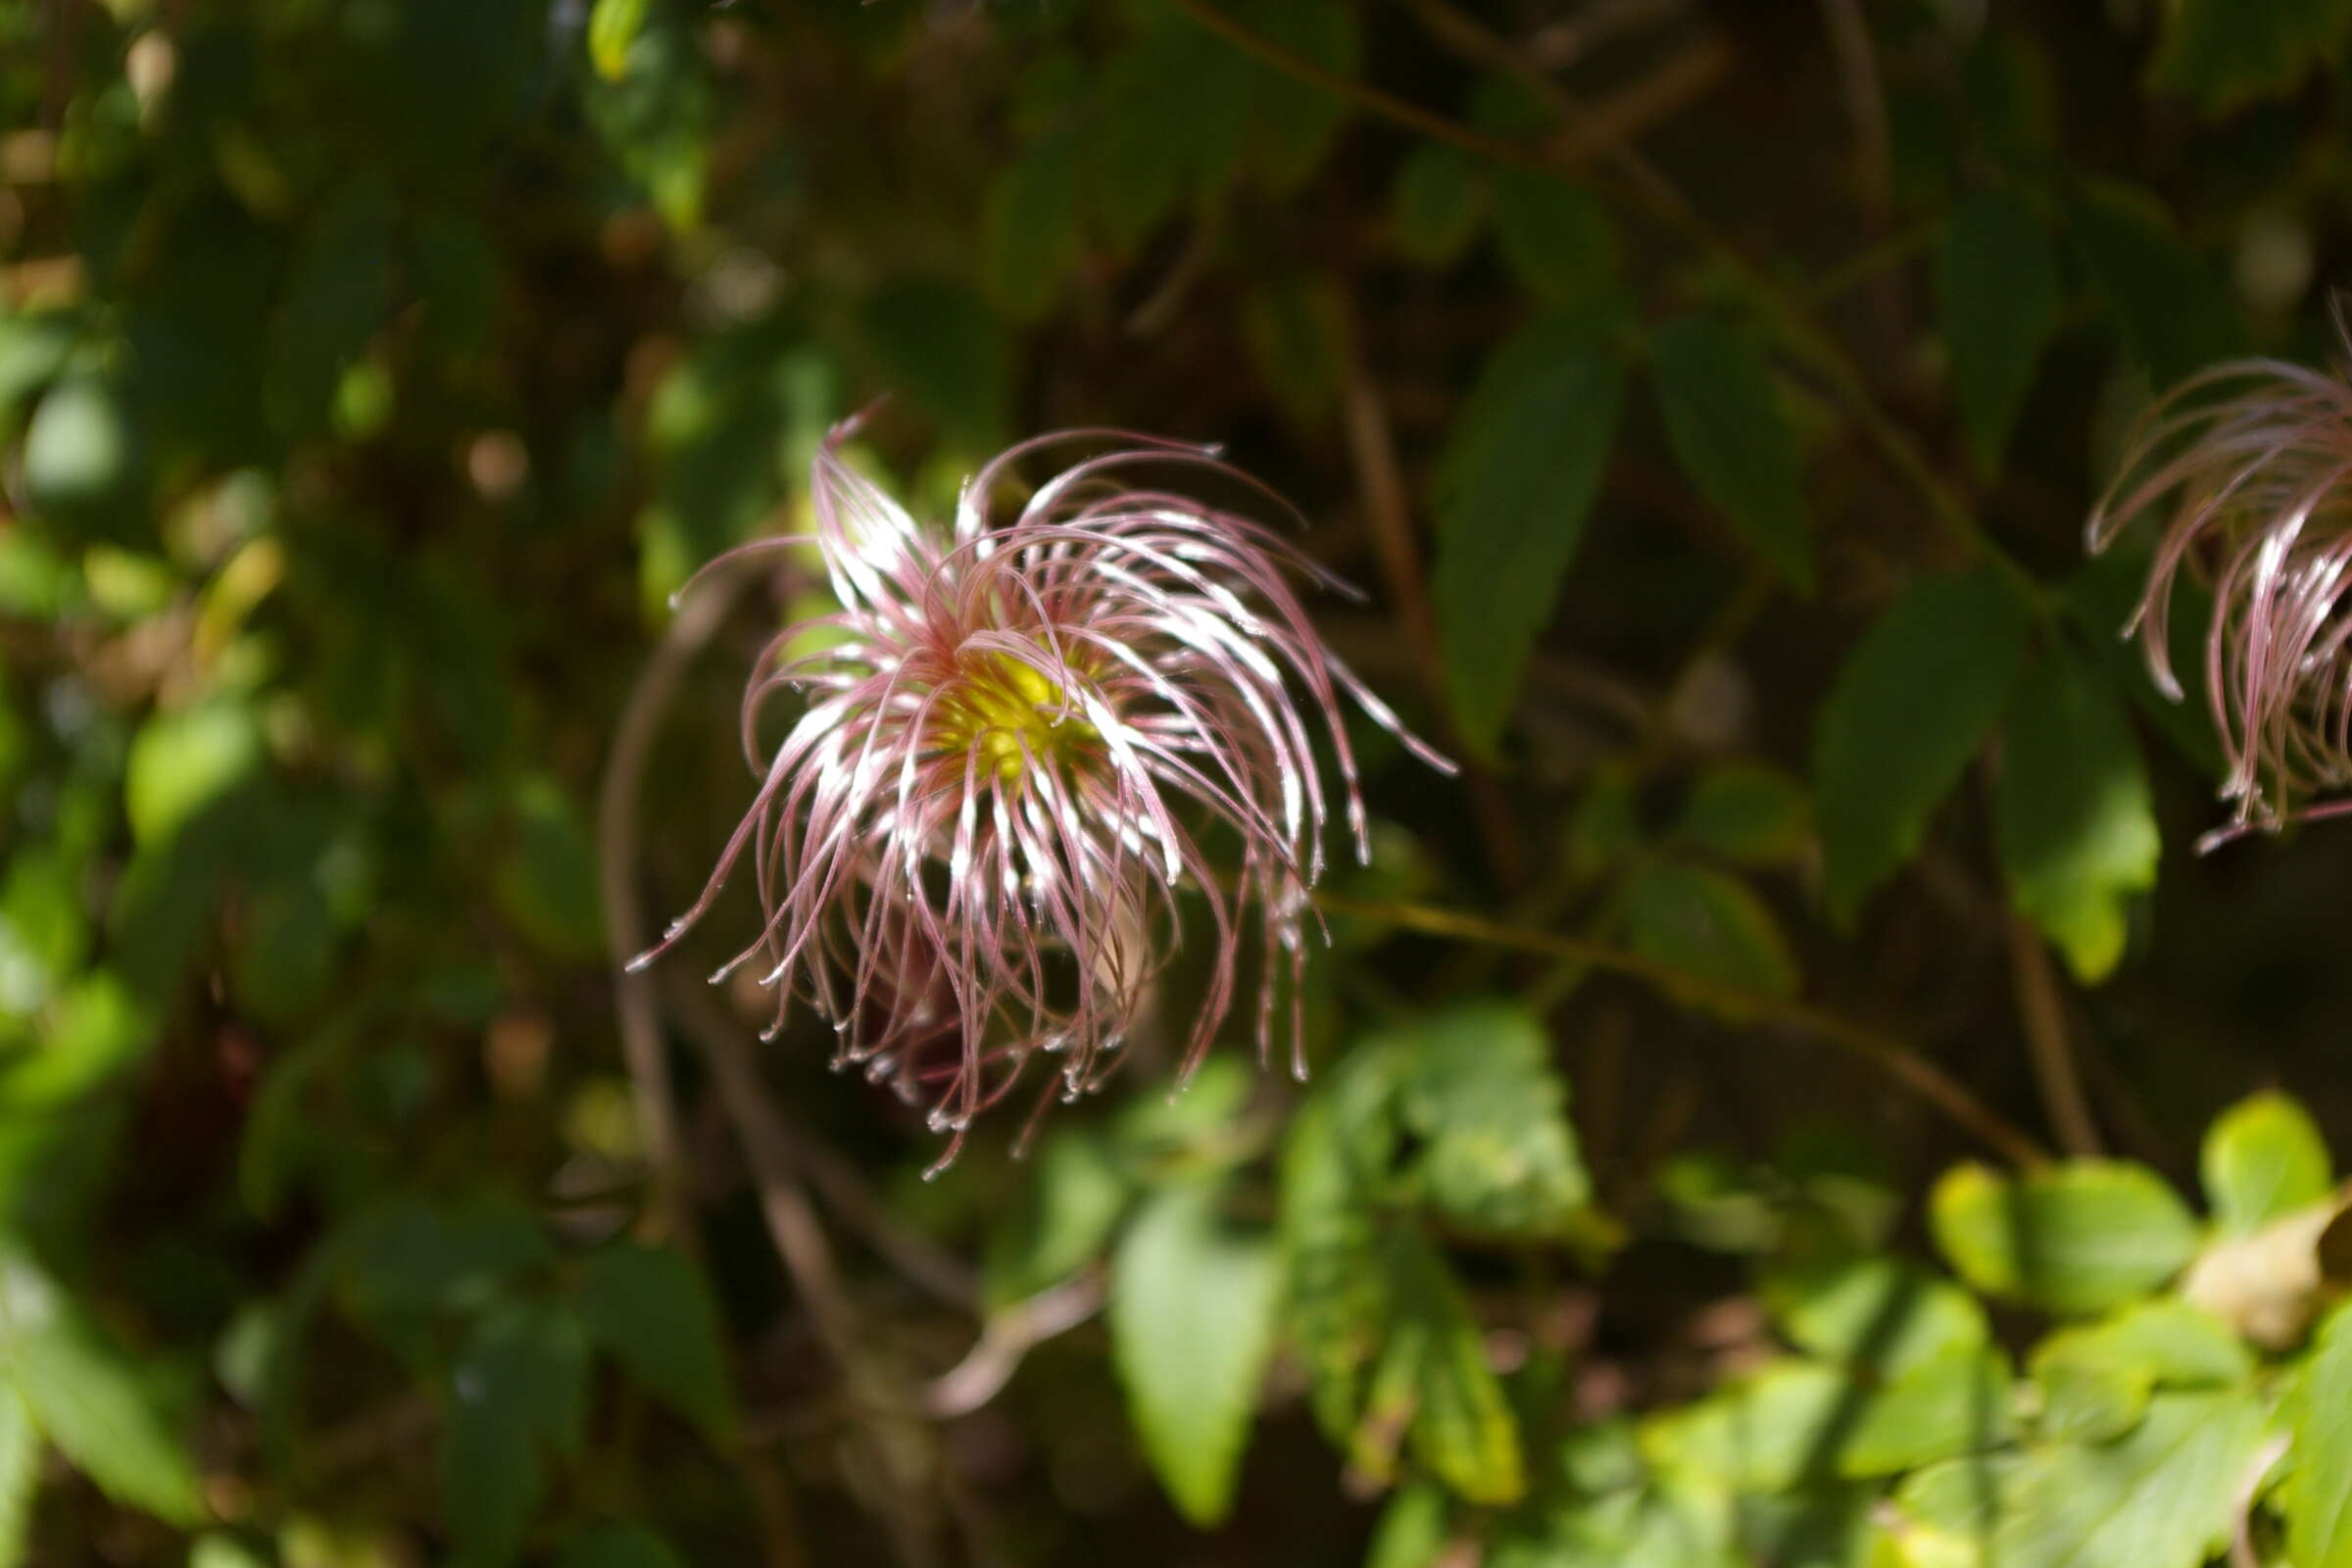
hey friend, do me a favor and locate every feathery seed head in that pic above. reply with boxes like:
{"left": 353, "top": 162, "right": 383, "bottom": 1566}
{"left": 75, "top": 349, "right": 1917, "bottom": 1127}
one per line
{"left": 2088, "top": 335, "right": 2352, "bottom": 846}
{"left": 632, "top": 410, "right": 1453, "bottom": 1160}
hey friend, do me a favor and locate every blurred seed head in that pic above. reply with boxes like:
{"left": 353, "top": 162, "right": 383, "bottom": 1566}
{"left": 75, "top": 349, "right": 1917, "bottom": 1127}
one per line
{"left": 634, "top": 411, "right": 1451, "bottom": 1161}
{"left": 2088, "top": 322, "right": 2352, "bottom": 845}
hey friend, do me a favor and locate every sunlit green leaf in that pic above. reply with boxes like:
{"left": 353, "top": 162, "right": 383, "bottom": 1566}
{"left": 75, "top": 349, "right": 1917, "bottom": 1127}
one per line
{"left": 2201, "top": 1090, "right": 2333, "bottom": 1236}
{"left": 125, "top": 700, "right": 264, "bottom": 849}
{"left": 1389, "top": 1003, "right": 1592, "bottom": 1236}
{"left": 1929, "top": 1160, "right": 2201, "bottom": 1316}
{"left": 1107, "top": 1181, "right": 1282, "bottom": 1526}
{"left": 1361, "top": 1225, "right": 1525, "bottom": 1504}
{"left": 1762, "top": 1255, "right": 1990, "bottom": 1381}
{"left": 983, "top": 1129, "right": 1129, "bottom": 1309}
{"left": 0, "top": 1386, "right": 37, "bottom": 1568}
{"left": 1365, "top": 1482, "right": 1450, "bottom": 1568}
{"left": 588, "top": 0, "right": 651, "bottom": 81}
{"left": 0, "top": 1242, "right": 199, "bottom": 1524}
{"left": 1887, "top": 1390, "right": 2266, "bottom": 1568}
{"left": 2028, "top": 1298, "right": 2250, "bottom": 1445}
{"left": 2283, "top": 1302, "right": 2352, "bottom": 1568}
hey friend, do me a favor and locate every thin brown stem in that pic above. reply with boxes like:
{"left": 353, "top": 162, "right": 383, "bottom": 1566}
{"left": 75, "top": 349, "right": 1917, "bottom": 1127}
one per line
{"left": 666, "top": 979, "right": 978, "bottom": 1310}
{"left": 2005, "top": 916, "right": 2104, "bottom": 1157}
{"left": 1315, "top": 890, "right": 2051, "bottom": 1168}
{"left": 1816, "top": 0, "right": 1894, "bottom": 222}
{"left": 920, "top": 1275, "right": 1104, "bottom": 1418}
{"left": 600, "top": 572, "right": 748, "bottom": 1243}
{"left": 600, "top": 567, "right": 934, "bottom": 1568}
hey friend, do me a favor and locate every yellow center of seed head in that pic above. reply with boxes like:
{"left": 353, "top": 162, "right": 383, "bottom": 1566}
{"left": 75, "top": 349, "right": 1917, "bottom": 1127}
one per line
{"left": 931, "top": 651, "right": 1098, "bottom": 780}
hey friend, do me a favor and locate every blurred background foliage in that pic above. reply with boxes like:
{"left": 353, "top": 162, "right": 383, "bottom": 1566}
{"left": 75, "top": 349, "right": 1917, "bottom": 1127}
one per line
{"left": 7, "top": 0, "right": 2352, "bottom": 1564}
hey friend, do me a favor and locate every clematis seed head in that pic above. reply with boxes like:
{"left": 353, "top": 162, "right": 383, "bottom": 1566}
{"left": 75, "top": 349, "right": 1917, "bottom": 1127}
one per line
{"left": 632, "top": 409, "right": 1453, "bottom": 1160}
{"left": 2088, "top": 327, "right": 2352, "bottom": 848}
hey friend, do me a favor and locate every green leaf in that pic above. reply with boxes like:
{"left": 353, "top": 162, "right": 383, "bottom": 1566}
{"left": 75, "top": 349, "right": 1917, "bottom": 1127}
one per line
{"left": 1621, "top": 861, "right": 1799, "bottom": 1008}
{"left": 266, "top": 180, "right": 399, "bottom": 436}
{"left": 2147, "top": 0, "right": 2352, "bottom": 117}
{"left": 0, "top": 1387, "right": 38, "bottom": 1568}
{"left": 1995, "top": 648, "right": 2159, "bottom": 983}
{"left": 2064, "top": 548, "right": 2223, "bottom": 774}
{"left": 458, "top": 1299, "right": 591, "bottom": 1460}
{"left": 2283, "top": 1303, "right": 2352, "bottom": 1568}
{"left": 493, "top": 774, "right": 604, "bottom": 960}
{"left": 1241, "top": 0, "right": 1358, "bottom": 190}
{"left": 2068, "top": 185, "right": 2246, "bottom": 392}
{"left": 1389, "top": 145, "right": 1486, "bottom": 268}
{"left": 23, "top": 374, "right": 140, "bottom": 524}
{"left": 189, "top": 1535, "right": 270, "bottom": 1568}
{"left": 587, "top": 0, "right": 650, "bottom": 80}
{"left": 1365, "top": 1482, "right": 1450, "bottom": 1568}
{"left": 1762, "top": 1256, "right": 1990, "bottom": 1381}
{"left": 1929, "top": 1161, "right": 2202, "bottom": 1316}
{"left": 1674, "top": 761, "right": 1811, "bottom": 866}
{"left": 229, "top": 878, "right": 338, "bottom": 1024}
{"left": 1492, "top": 172, "right": 1618, "bottom": 309}
{"left": 1812, "top": 568, "right": 2031, "bottom": 922}
{"left": 1363, "top": 1226, "right": 1525, "bottom": 1504}
{"left": 1883, "top": 1394, "right": 2264, "bottom": 1568}
{"left": 577, "top": 1242, "right": 737, "bottom": 1443}
{"left": 1242, "top": 274, "right": 1347, "bottom": 429}
{"left": 1087, "top": 21, "right": 1251, "bottom": 252}
{"left": 980, "top": 134, "right": 1084, "bottom": 321}
{"left": 858, "top": 280, "right": 1008, "bottom": 451}
{"left": 1280, "top": 1054, "right": 1525, "bottom": 1503}
{"left": 1107, "top": 1182, "right": 1282, "bottom": 1526}
{"left": 1281, "top": 1053, "right": 1399, "bottom": 1443}
{"left": 556, "top": 1525, "right": 689, "bottom": 1568}
{"left": 125, "top": 700, "right": 264, "bottom": 848}
{"left": 2029, "top": 1299, "right": 2251, "bottom": 1444}
{"left": 1643, "top": 1348, "right": 2012, "bottom": 1490}
{"left": 1433, "top": 314, "right": 1626, "bottom": 756}
{"left": 1648, "top": 316, "right": 1812, "bottom": 591}
{"left": 1389, "top": 1003, "right": 1592, "bottom": 1237}
{"left": 336, "top": 1195, "right": 555, "bottom": 1354}
{"left": 1935, "top": 187, "right": 2062, "bottom": 474}
{"left": 1891, "top": 1390, "right": 2268, "bottom": 1568}
{"left": 983, "top": 1129, "right": 1129, "bottom": 1309}
{"left": 0, "top": 1243, "right": 199, "bottom": 1524}
{"left": 1490, "top": 1480, "right": 1739, "bottom": 1568}
{"left": 442, "top": 1350, "right": 545, "bottom": 1566}
{"left": 2202, "top": 1090, "right": 2333, "bottom": 1236}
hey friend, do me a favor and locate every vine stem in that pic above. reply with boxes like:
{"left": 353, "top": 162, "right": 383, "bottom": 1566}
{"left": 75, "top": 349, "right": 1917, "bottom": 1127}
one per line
{"left": 1314, "top": 890, "right": 2052, "bottom": 1168}
{"left": 1166, "top": 0, "right": 2049, "bottom": 612}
